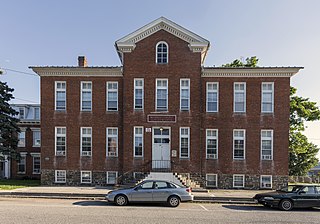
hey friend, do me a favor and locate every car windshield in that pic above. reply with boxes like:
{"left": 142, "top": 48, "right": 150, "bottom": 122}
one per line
{"left": 278, "top": 185, "right": 302, "bottom": 193}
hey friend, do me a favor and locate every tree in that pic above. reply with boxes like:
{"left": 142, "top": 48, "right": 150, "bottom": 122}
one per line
{"left": 222, "top": 57, "right": 320, "bottom": 176}
{"left": 0, "top": 78, "right": 20, "bottom": 160}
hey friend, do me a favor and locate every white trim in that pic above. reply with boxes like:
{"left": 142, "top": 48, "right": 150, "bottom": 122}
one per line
{"left": 206, "top": 82, "right": 218, "bottom": 112}
{"left": 179, "top": 127, "right": 190, "bottom": 159}
{"left": 234, "top": 82, "right": 246, "bottom": 113}
{"left": 32, "top": 128, "right": 41, "bottom": 147}
{"left": 55, "top": 127, "right": 66, "bottom": 156}
{"left": 206, "top": 174, "right": 218, "bottom": 187}
{"left": 81, "top": 171, "right": 92, "bottom": 184}
{"left": 30, "top": 153, "right": 41, "bottom": 157}
{"left": 134, "top": 126, "right": 144, "bottom": 158}
{"left": 233, "top": 174, "right": 245, "bottom": 188}
{"left": 55, "top": 81, "right": 66, "bottom": 111}
{"left": 260, "top": 175, "right": 272, "bottom": 189}
{"left": 261, "top": 82, "right": 274, "bottom": 113}
{"left": 80, "top": 81, "right": 92, "bottom": 111}
{"left": 233, "top": 129, "right": 246, "bottom": 160}
{"left": 80, "top": 127, "right": 92, "bottom": 157}
{"left": 206, "top": 129, "right": 218, "bottom": 159}
{"left": 106, "top": 81, "right": 118, "bottom": 111}
{"left": 156, "top": 41, "right": 169, "bottom": 64}
{"left": 18, "top": 131, "right": 26, "bottom": 147}
{"left": 31, "top": 67, "right": 123, "bottom": 77}
{"left": 155, "top": 79, "right": 168, "bottom": 112}
{"left": 134, "top": 78, "right": 144, "bottom": 110}
{"left": 180, "top": 79, "right": 190, "bottom": 111}
{"left": 32, "top": 155, "right": 41, "bottom": 174}
{"left": 106, "top": 128, "right": 118, "bottom": 157}
{"left": 106, "top": 171, "right": 118, "bottom": 184}
{"left": 261, "top": 130, "right": 273, "bottom": 160}
{"left": 55, "top": 170, "right": 66, "bottom": 183}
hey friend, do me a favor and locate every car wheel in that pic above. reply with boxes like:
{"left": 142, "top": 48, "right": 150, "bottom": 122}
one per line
{"left": 279, "top": 199, "right": 293, "bottom": 211}
{"left": 168, "top": 196, "right": 180, "bottom": 207}
{"left": 115, "top": 195, "right": 128, "bottom": 206}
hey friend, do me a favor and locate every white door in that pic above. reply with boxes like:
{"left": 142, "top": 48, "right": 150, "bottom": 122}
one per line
{"left": 152, "top": 128, "right": 171, "bottom": 169}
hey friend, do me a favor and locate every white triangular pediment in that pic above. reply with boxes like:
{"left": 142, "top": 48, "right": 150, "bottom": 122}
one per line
{"left": 115, "top": 17, "right": 210, "bottom": 64}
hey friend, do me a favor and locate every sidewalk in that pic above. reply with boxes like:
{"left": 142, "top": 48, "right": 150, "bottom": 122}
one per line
{"left": 0, "top": 186, "right": 271, "bottom": 204}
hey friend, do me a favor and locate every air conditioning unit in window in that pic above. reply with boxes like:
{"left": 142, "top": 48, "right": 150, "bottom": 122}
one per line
{"left": 56, "top": 151, "right": 66, "bottom": 156}
{"left": 207, "top": 154, "right": 217, "bottom": 159}
{"left": 265, "top": 183, "right": 272, "bottom": 188}
{"left": 108, "top": 152, "right": 117, "bottom": 157}
{"left": 262, "top": 155, "right": 272, "bottom": 160}
{"left": 82, "top": 151, "right": 92, "bottom": 156}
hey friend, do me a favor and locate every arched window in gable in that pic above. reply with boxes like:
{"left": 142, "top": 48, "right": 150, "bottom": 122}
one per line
{"left": 156, "top": 41, "right": 168, "bottom": 64}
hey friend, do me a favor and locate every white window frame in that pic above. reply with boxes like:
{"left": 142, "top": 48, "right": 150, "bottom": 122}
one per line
{"left": 180, "top": 127, "right": 190, "bottom": 159}
{"left": 34, "top": 107, "right": 40, "bottom": 120}
{"left": 55, "top": 170, "right": 66, "bottom": 183}
{"left": 261, "top": 130, "right": 273, "bottom": 160}
{"left": 234, "top": 82, "right": 246, "bottom": 113}
{"left": 134, "top": 78, "right": 144, "bottom": 110}
{"left": 106, "top": 128, "right": 118, "bottom": 157}
{"left": 156, "top": 41, "right": 169, "bottom": 64}
{"left": 233, "top": 129, "right": 245, "bottom": 160}
{"left": 206, "top": 82, "right": 219, "bottom": 112}
{"left": 32, "top": 128, "right": 41, "bottom": 147}
{"left": 260, "top": 175, "right": 272, "bottom": 189}
{"left": 206, "top": 174, "right": 218, "bottom": 187}
{"left": 19, "top": 107, "right": 25, "bottom": 119}
{"left": 17, "top": 152, "right": 27, "bottom": 174}
{"left": 31, "top": 153, "right": 41, "bottom": 174}
{"left": 106, "top": 171, "right": 118, "bottom": 184}
{"left": 180, "top": 79, "right": 190, "bottom": 111}
{"left": 206, "top": 129, "right": 218, "bottom": 159}
{"left": 106, "top": 82, "right": 118, "bottom": 111}
{"left": 55, "top": 127, "right": 66, "bottom": 156}
{"left": 156, "top": 79, "right": 168, "bottom": 111}
{"left": 261, "top": 82, "right": 274, "bottom": 113}
{"left": 81, "top": 127, "right": 92, "bottom": 157}
{"left": 134, "top": 126, "right": 144, "bottom": 157}
{"left": 81, "top": 81, "right": 92, "bottom": 111}
{"left": 55, "top": 81, "right": 66, "bottom": 111}
{"left": 81, "top": 171, "right": 92, "bottom": 184}
{"left": 233, "top": 174, "right": 245, "bottom": 188}
{"left": 18, "top": 130, "right": 26, "bottom": 147}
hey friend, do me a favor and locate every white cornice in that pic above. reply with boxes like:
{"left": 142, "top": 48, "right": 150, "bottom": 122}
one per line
{"left": 30, "top": 67, "right": 123, "bottom": 77}
{"left": 115, "top": 17, "right": 210, "bottom": 64}
{"left": 202, "top": 67, "right": 303, "bottom": 77}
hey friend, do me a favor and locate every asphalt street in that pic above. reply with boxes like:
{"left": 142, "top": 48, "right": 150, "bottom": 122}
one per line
{"left": 0, "top": 198, "right": 319, "bottom": 224}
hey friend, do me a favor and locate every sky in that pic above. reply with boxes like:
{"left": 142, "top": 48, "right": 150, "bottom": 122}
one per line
{"left": 1, "top": 0, "right": 319, "bottom": 157}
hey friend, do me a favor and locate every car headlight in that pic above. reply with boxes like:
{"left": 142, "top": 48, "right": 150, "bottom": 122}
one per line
{"left": 263, "top": 197, "right": 274, "bottom": 200}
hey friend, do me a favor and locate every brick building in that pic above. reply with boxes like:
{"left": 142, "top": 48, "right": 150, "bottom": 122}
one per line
{"left": 30, "top": 17, "right": 302, "bottom": 189}
{"left": 0, "top": 104, "right": 41, "bottom": 179}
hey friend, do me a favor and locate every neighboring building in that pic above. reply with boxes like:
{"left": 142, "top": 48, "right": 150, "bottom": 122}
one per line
{"left": 309, "top": 163, "right": 320, "bottom": 176}
{"left": 30, "top": 17, "right": 302, "bottom": 189}
{"left": 9, "top": 104, "right": 41, "bottom": 179}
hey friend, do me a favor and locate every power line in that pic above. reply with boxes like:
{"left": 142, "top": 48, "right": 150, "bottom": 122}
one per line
{"left": 13, "top": 98, "right": 39, "bottom": 104}
{"left": 0, "top": 67, "right": 37, "bottom": 77}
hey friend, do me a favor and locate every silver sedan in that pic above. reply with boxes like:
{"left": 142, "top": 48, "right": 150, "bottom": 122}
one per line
{"left": 106, "top": 180, "right": 194, "bottom": 207}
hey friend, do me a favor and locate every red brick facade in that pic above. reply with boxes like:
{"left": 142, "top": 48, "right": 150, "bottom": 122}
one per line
{"left": 31, "top": 18, "right": 302, "bottom": 188}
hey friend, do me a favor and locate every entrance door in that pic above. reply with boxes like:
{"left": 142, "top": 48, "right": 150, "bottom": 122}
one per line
{"left": 152, "top": 127, "right": 171, "bottom": 170}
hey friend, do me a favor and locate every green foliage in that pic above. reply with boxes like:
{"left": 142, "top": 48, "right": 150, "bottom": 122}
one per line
{"left": 0, "top": 179, "right": 40, "bottom": 190}
{"left": 0, "top": 81, "right": 20, "bottom": 160}
{"left": 222, "top": 56, "right": 259, "bottom": 68}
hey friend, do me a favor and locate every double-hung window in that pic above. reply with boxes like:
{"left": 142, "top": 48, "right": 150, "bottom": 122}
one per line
{"left": 233, "top": 174, "right": 245, "bottom": 188}
{"left": 107, "top": 128, "right": 118, "bottom": 157}
{"left": 81, "top": 171, "right": 92, "bottom": 184}
{"left": 206, "top": 129, "right": 218, "bottom": 159}
{"left": 260, "top": 175, "right": 272, "bottom": 189}
{"left": 55, "top": 170, "right": 66, "bottom": 183}
{"left": 19, "top": 108, "right": 25, "bottom": 119}
{"left": 81, "top": 127, "right": 92, "bottom": 156}
{"left": 261, "top": 82, "right": 274, "bottom": 113}
{"left": 134, "top": 127, "right": 143, "bottom": 157}
{"left": 156, "top": 41, "right": 168, "bottom": 64}
{"left": 31, "top": 153, "right": 41, "bottom": 174}
{"left": 134, "top": 79, "right": 144, "bottom": 110}
{"left": 233, "top": 130, "right": 245, "bottom": 160}
{"left": 206, "top": 82, "right": 218, "bottom": 112}
{"left": 180, "top": 127, "right": 190, "bottom": 159}
{"left": 156, "top": 79, "right": 168, "bottom": 111}
{"left": 180, "top": 79, "right": 190, "bottom": 111}
{"left": 32, "top": 129, "right": 41, "bottom": 147}
{"left": 34, "top": 107, "right": 40, "bottom": 120}
{"left": 17, "top": 153, "right": 26, "bottom": 174}
{"left": 106, "top": 171, "right": 118, "bottom": 184}
{"left": 81, "top": 82, "right": 92, "bottom": 111}
{"left": 106, "top": 82, "right": 118, "bottom": 111}
{"left": 234, "top": 82, "right": 246, "bottom": 113}
{"left": 55, "top": 127, "right": 66, "bottom": 156}
{"left": 18, "top": 131, "right": 26, "bottom": 147}
{"left": 261, "top": 130, "right": 273, "bottom": 160}
{"left": 206, "top": 174, "right": 218, "bottom": 187}
{"left": 55, "top": 81, "right": 66, "bottom": 111}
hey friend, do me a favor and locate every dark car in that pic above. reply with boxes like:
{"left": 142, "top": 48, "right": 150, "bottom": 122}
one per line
{"left": 254, "top": 184, "right": 320, "bottom": 211}
{"left": 106, "top": 180, "right": 194, "bottom": 207}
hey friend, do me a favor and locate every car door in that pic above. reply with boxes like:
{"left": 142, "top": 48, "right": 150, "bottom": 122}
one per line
{"left": 152, "top": 181, "right": 172, "bottom": 202}
{"left": 315, "top": 186, "right": 320, "bottom": 207}
{"left": 130, "top": 181, "right": 154, "bottom": 202}
{"left": 294, "top": 186, "right": 318, "bottom": 208}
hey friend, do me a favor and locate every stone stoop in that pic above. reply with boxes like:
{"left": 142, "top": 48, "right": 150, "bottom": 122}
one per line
{"left": 174, "top": 173, "right": 203, "bottom": 189}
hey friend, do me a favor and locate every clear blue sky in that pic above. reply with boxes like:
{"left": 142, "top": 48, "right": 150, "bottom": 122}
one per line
{"left": 1, "top": 0, "right": 319, "bottom": 155}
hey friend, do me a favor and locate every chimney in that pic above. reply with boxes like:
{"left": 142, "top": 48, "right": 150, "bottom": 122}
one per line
{"left": 78, "top": 56, "right": 87, "bottom": 67}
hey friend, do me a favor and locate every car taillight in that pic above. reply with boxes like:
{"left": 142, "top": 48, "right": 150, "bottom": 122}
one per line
{"left": 186, "top": 187, "right": 192, "bottom": 193}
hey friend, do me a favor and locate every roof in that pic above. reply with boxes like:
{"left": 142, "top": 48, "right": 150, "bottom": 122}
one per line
{"left": 115, "top": 17, "right": 210, "bottom": 64}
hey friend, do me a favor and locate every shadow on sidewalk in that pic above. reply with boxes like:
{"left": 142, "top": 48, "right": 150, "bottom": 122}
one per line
{"left": 222, "top": 205, "right": 320, "bottom": 212}
{"left": 73, "top": 201, "right": 111, "bottom": 207}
